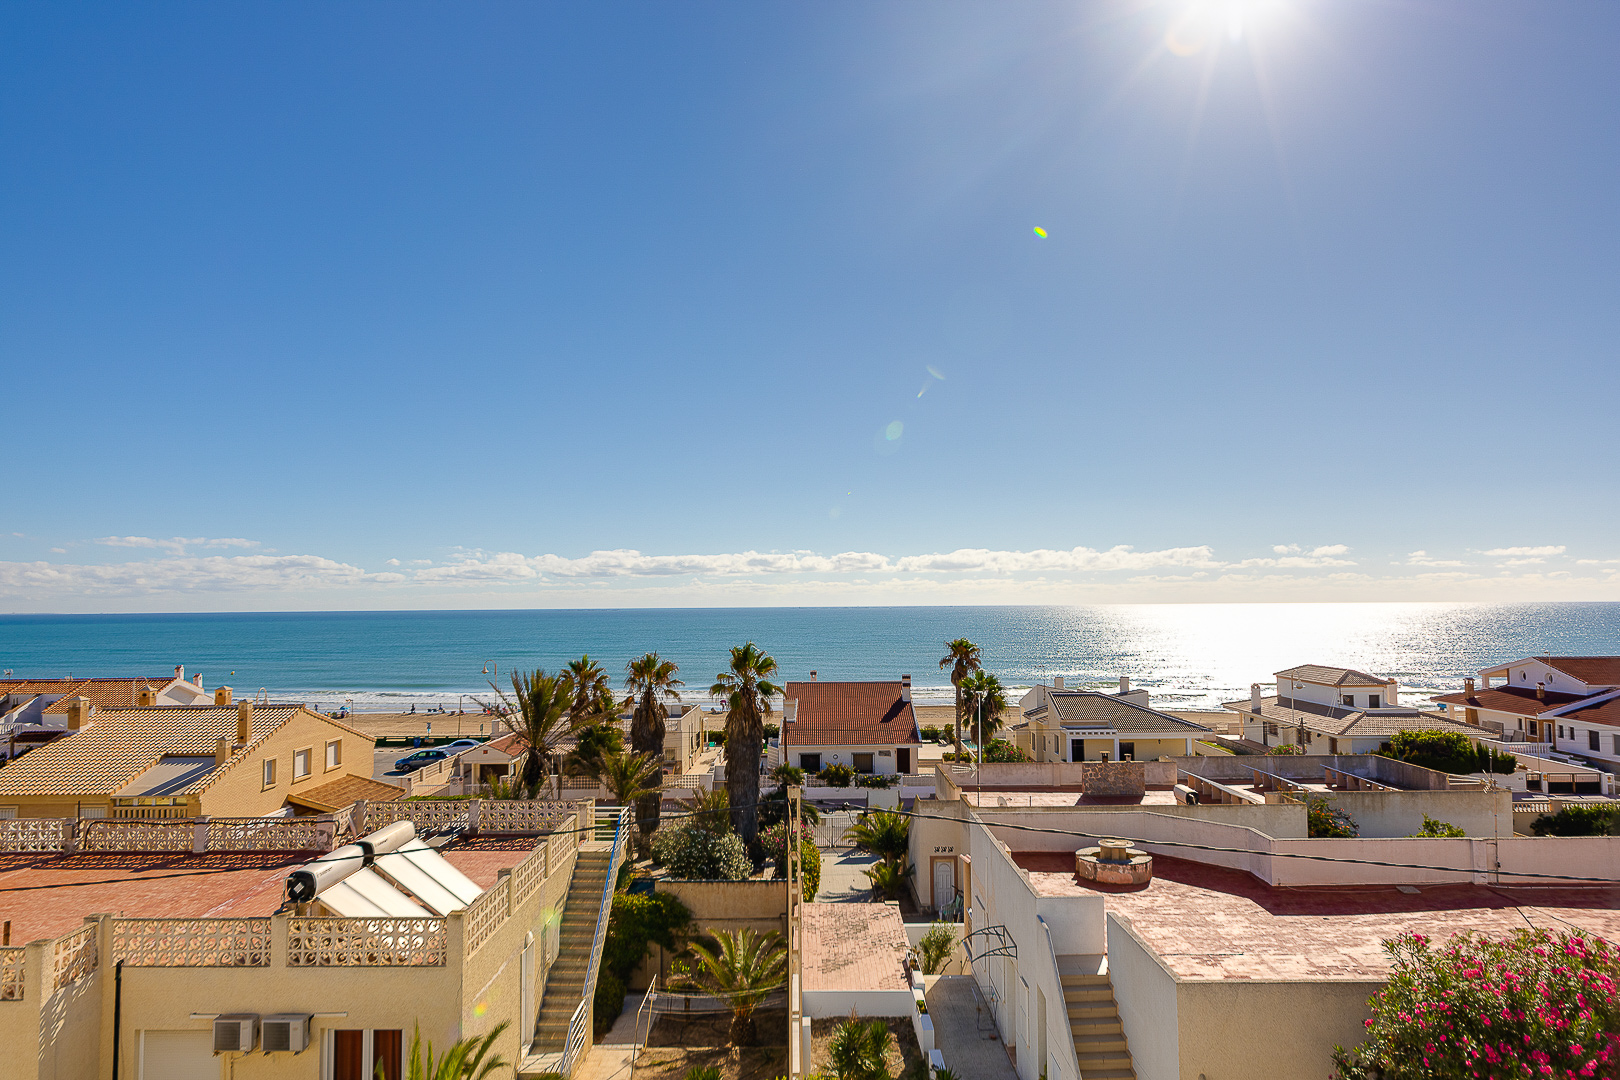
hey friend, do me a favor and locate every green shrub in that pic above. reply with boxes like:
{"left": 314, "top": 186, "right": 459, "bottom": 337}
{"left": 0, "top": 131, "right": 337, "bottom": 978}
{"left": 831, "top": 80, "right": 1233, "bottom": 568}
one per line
{"left": 763, "top": 724, "right": 780, "bottom": 739}
{"left": 1530, "top": 802, "right": 1620, "bottom": 836}
{"left": 854, "top": 773, "right": 896, "bottom": 788}
{"left": 1378, "top": 729, "right": 1512, "bottom": 775}
{"left": 603, "top": 891, "right": 692, "bottom": 982}
{"left": 827, "top": 1017, "right": 893, "bottom": 1080}
{"left": 651, "top": 821, "right": 753, "bottom": 880}
{"left": 770, "top": 764, "right": 805, "bottom": 786}
{"left": 684, "top": 1068, "right": 723, "bottom": 1080}
{"left": 1332, "top": 929, "right": 1620, "bottom": 1079}
{"left": 1407, "top": 815, "right": 1466, "bottom": 838}
{"left": 1306, "top": 795, "right": 1358, "bottom": 838}
{"left": 592, "top": 970, "right": 626, "bottom": 1038}
{"left": 982, "top": 738, "right": 1030, "bottom": 763}
{"left": 759, "top": 822, "right": 821, "bottom": 899}
{"left": 1266, "top": 742, "right": 1304, "bottom": 755}
{"left": 819, "top": 763, "right": 854, "bottom": 787}
{"left": 920, "top": 725, "right": 940, "bottom": 741}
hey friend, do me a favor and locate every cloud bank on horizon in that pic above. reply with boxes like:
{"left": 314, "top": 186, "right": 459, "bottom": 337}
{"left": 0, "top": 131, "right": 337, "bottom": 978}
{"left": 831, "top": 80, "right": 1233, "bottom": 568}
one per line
{"left": 2, "top": 539, "right": 1615, "bottom": 611}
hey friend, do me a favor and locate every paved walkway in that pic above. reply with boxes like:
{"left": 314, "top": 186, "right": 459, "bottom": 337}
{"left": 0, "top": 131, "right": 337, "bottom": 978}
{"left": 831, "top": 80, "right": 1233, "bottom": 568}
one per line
{"left": 925, "top": 976, "right": 1020, "bottom": 1080}
{"left": 567, "top": 995, "right": 642, "bottom": 1080}
{"left": 813, "top": 809, "right": 883, "bottom": 903}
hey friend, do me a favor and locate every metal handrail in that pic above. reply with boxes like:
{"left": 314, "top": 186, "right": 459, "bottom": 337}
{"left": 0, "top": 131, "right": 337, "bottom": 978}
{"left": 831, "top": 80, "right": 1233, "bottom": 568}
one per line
{"left": 560, "top": 804, "right": 632, "bottom": 1076}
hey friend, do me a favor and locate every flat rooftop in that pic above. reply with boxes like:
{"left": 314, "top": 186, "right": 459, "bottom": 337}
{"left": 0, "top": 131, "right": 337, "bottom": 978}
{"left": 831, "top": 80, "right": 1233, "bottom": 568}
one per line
{"left": 802, "top": 901, "right": 909, "bottom": 992}
{"left": 965, "top": 790, "right": 1179, "bottom": 808}
{"left": 1013, "top": 851, "right": 1620, "bottom": 981}
{"left": 0, "top": 837, "right": 542, "bottom": 945}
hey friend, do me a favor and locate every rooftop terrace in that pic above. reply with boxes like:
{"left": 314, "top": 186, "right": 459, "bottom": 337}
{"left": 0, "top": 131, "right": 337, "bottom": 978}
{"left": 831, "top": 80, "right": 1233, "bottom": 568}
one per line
{"left": 1013, "top": 851, "right": 1620, "bottom": 980}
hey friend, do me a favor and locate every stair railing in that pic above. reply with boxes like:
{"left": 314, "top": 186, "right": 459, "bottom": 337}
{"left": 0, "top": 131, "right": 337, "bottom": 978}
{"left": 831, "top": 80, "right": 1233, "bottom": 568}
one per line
{"left": 559, "top": 804, "right": 633, "bottom": 1076}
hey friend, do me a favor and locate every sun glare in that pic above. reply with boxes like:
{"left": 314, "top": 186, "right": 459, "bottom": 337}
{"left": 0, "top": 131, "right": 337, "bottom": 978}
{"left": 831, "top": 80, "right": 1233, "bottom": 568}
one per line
{"left": 1165, "top": 0, "right": 1282, "bottom": 56}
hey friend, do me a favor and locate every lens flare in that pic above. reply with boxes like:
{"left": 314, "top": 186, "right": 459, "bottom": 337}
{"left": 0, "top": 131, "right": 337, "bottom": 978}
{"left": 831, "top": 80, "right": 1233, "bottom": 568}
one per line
{"left": 474, "top": 1001, "right": 489, "bottom": 1018}
{"left": 885, "top": 421, "right": 903, "bottom": 441}
{"left": 1032, "top": 226, "right": 1047, "bottom": 238}
{"left": 926, "top": 365, "right": 945, "bottom": 380}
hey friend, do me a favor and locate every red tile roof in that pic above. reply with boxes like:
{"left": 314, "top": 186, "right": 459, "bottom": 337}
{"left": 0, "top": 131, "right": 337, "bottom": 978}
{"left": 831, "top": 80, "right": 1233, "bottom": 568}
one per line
{"left": 781, "top": 681, "right": 921, "bottom": 747}
{"left": 1560, "top": 695, "right": 1620, "bottom": 728}
{"left": 801, "top": 902, "right": 909, "bottom": 991}
{"left": 1535, "top": 657, "right": 1620, "bottom": 688}
{"left": 1432, "top": 685, "right": 1586, "bottom": 716}
{"left": 1276, "top": 665, "right": 1389, "bottom": 687}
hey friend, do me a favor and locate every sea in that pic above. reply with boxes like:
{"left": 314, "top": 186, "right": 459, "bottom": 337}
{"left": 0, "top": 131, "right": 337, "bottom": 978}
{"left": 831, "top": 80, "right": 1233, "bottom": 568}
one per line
{"left": 1, "top": 603, "right": 1617, "bottom": 714}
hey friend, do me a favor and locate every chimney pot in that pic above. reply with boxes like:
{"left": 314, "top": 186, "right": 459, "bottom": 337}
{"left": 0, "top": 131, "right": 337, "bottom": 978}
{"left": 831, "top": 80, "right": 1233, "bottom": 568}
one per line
{"left": 1463, "top": 677, "right": 1475, "bottom": 695}
{"left": 214, "top": 685, "right": 233, "bottom": 706}
{"left": 65, "top": 696, "right": 90, "bottom": 730}
{"left": 1251, "top": 683, "right": 1264, "bottom": 711}
{"left": 215, "top": 736, "right": 230, "bottom": 767}
{"left": 193, "top": 674, "right": 202, "bottom": 687}
{"left": 900, "top": 675, "right": 911, "bottom": 703}
{"left": 1053, "top": 676, "right": 1065, "bottom": 690}
{"left": 1119, "top": 675, "right": 1131, "bottom": 695}
{"left": 810, "top": 670, "right": 817, "bottom": 681}
{"left": 137, "top": 687, "right": 155, "bottom": 707}
{"left": 174, "top": 665, "right": 184, "bottom": 682}
{"left": 1537, "top": 682, "right": 1546, "bottom": 702}
{"left": 237, "top": 701, "right": 253, "bottom": 745}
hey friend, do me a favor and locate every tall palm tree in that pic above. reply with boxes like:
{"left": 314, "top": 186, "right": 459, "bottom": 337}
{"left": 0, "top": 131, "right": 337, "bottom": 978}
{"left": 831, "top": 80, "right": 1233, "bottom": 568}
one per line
{"left": 484, "top": 670, "right": 577, "bottom": 794}
{"left": 939, "top": 639, "right": 982, "bottom": 754}
{"left": 958, "top": 670, "right": 1008, "bottom": 753}
{"left": 566, "top": 655, "right": 616, "bottom": 722}
{"left": 710, "top": 642, "right": 780, "bottom": 845}
{"left": 624, "top": 652, "right": 683, "bottom": 838}
{"left": 671, "top": 929, "right": 787, "bottom": 1046}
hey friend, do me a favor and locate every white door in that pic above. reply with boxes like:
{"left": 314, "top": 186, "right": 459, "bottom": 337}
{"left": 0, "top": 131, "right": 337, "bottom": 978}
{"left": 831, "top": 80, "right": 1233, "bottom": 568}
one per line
{"left": 933, "top": 859, "right": 955, "bottom": 907}
{"left": 140, "top": 1030, "right": 218, "bottom": 1080}
{"left": 521, "top": 936, "right": 537, "bottom": 1036}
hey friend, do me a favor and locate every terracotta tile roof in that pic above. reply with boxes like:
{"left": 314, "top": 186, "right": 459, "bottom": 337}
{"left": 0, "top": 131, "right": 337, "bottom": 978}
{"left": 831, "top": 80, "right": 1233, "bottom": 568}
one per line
{"left": 781, "top": 681, "right": 921, "bottom": 747}
{"left": 1275, "top": 665, "right": 1389, "bottom": 687}
{"left": 1534, "top": 656, "right": 1620, "bottom": 688}
{"left": 801, "top": 902, "right": 909, "bottom": 991}
{"left": 1046, "top": 692, "right": 1213, "bottom": 734}
{"left": 0, "top": 706, "right": 301, "bottom": 797}
{"left": 1432, "top": 686, "right": 1585, "bottom": 716}
{"left": 1225, "top": 696, "right": 1480, "bottom": 740}
{"left": 1559, "top": 696, "right": 1620, "bottom": 729}
{"left": 39, "top": 678, "right": 179, "bottom": 714}
{"left": 285, "top": 774, "right": 406, "bottom": 813}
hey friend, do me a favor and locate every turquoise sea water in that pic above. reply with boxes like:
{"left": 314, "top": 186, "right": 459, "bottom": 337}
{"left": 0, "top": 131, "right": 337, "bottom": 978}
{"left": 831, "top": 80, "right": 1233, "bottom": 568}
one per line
{"left": 1, "top": 603, "right": 1617, "bottom": 711}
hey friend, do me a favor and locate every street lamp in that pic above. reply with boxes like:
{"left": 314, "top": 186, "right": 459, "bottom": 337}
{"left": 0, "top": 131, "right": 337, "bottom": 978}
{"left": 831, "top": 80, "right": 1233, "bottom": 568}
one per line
{"left": 481, "top": 662, "right": 498, "bottom": 682}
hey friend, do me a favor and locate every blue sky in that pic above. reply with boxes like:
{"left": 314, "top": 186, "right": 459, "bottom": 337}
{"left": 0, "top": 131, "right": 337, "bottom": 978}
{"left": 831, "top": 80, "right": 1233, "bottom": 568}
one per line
{"left": 2, "top": 1, "right": 1617, "bottom": 611}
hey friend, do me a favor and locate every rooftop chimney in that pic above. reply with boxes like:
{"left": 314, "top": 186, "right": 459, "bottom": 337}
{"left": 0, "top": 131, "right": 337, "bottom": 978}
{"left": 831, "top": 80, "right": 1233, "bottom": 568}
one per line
{"left": 900, "top": 674, "right": 912, "bottom": 702}
{"left": 1537, "top": 682, "right": 1546, "bottom": 702}
{"left": 215, "top": 736, "right": 230, "bottom": 768}
{"left": 1463, "top": 677, "right": 1475, "bottom": 695}
{"left": 237, "top": 700, "right": 253, "bottom": 745}
{"left": 174, "top": 665, "right": 184, "bottom": 682}
{"left": 65, "top": 696, "right": 90, "bottom": 731}
{"left": 214, "top": 685, "right": 233, "bottom": 706}
{"left": 1119, "top": 675, "right": 1131, "bottom": 695}
{"left": 1054, "top": 676, "right": 1065, "bottom": 690}
{"left": 192, "top": 673, "right": 202, "bottom": 687}
{"left": 137, "top": 687, "right": 155, "bottom": 707}
{"left": 1251, "top": 683, "right": 1263, "bottom": 711}
{"left": 810, "top": 670, "right": 817, "bottom": 681}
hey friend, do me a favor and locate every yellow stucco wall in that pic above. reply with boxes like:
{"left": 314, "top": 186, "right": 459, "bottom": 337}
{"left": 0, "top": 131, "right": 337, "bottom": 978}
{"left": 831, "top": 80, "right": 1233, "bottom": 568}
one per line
{"left": 200, "top": 712, "right": 374, "bottom": 818}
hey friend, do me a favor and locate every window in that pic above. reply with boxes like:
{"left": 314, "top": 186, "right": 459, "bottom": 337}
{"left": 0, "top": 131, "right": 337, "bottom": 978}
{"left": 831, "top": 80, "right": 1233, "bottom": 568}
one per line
{"left": 1590, "top": 730, "right": 1601, "bottom": 752}
{"left": 326, "top": 740, "right": 342, "bottom": 770}
{"left": 1342, "top": 695, "right": 1355, "bottom": 707}
{"left": 1119, "top": 742, "right": 1136, "bottom": 760}
{"left": 0, "top": 807, "right": 15, "bottom": 819}
{"left": 294, "top": 748, "right": 311, "bottom": 779}
{"left": 1613, "top": 734, "right": 1619, "bottom": 756}
{"left": 330, "top": 1030, "right": 403, "bottom": 1080}
{"left": 79, "top": 805, "right": 107, "bottom": 819}
{"left": 799, "top": 753, "right": 821, "bottom": 773}
{"left": 263, "top": 759, "right": 277, "bottom": 787}
{"left": 1558, "top": 726, "right": 1566, "bottom": 739}
{"left": 1368, "top": 694, "right": 1381, "bottom": 708}
{"left": 852, "top": 753, "right": 875, "bottom": 773}
{"left": 1329, "top": 738, "right": 1339, "bottom": 754}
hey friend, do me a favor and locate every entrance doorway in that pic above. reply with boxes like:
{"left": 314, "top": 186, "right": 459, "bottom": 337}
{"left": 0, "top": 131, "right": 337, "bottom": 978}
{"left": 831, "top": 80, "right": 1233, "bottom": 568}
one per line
{"left": 932, "top": 857, "right": 957, "bottom": 910}
{"left": 1070, "top": 738, "right": 1084, "bottom": 762}
{"left": 897, "top": 748, "right": 911, "bottom": 773}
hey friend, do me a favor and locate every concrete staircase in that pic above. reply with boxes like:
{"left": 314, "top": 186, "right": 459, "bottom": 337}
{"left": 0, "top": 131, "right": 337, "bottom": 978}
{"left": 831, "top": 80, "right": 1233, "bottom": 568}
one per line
{"left": 1064, "top": 968, "right": 1136, "bottom": 1080}
{"left": 529, "top": 849, "right": 614, "bottom": 1055}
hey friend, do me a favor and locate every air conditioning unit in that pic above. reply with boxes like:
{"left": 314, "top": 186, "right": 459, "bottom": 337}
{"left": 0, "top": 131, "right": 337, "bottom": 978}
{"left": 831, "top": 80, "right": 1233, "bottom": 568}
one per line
{"left": 262, "top": 1013, "right": 313, "bottom": 1053}
{"left": 213, "top": 1014, "right": 259, "bottom": 1054}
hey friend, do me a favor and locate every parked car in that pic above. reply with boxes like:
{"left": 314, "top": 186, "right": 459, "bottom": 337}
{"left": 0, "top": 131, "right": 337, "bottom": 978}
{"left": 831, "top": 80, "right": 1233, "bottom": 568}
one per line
{"left": 440, "top": 739, "right": 483, "bottom": 753}
{"left": 394, "top": 749, "right": 448, "bottom": 773}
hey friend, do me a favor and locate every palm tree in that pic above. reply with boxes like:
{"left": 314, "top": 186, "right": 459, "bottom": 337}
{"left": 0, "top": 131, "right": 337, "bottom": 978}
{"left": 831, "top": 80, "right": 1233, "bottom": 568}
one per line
{"left": 842, "top": 809, "right": 911, "bottom": 866}
{"left": 827, "top": 1015, "right": 894, "bottom": 1080}
{"left": 596, "top": 751, "right": 663, "bottom": 828}
{"left": 939, "top": 639, "right": 982, "bottom": 755}
{"left": 566, "top": 655, "right": 616, "bottom": 723}
{"left": 387, "top": 1021, "right": 507, "bottom": 1080}
{"left": 624, "top": 652, "right": 683, "bottom": 839}
{"left": 679, "top": 787, "right": 731, "bottom": 834}
{"left": 958, "top": 670, "right": 1008, "bottom": 753}
{"left": 864, "top": 857, "right": 912, "bottom": 901}
{"left": 710, "top": 643, "right": 780, "bottom": 846}
{"left": 670, "top": 929, "right": 787, "bottom": 1046}
{"left": 483, "top": 670, "right": 577, "bottom": 794}
{"left": 566, "top": 719, "right": 624, "bottom": 778}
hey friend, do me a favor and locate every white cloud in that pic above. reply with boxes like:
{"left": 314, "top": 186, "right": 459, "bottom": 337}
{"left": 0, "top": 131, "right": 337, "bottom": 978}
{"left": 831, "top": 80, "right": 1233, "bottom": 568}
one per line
{"left": 0, "top": 554, "right": 374, "bottom": 596}
{"left": 1236, "top": 544, "right": 1356, "bottom": 569}
{"left": 95, "top": 536, "right": 260, "bottom": 555}
{"left": 1480, "top": 545, "right": 1566, "bottom": 557}
{"left": 386, "top": 558, "right": 401, "bottom": 566}
{"left": 1406, "top": 550, "right": 1465, "bottom": 568}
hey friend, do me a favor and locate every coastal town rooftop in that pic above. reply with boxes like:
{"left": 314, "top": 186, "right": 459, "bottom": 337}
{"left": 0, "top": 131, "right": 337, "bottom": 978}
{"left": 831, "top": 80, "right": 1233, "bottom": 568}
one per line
{"left": 1012, "top": 851, "right": 1620, "bottom": 981}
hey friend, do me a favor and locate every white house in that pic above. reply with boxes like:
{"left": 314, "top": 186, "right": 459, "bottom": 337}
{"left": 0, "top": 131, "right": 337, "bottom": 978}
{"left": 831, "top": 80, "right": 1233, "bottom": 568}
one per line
{"left": 1015, "top": 678, "right": 1213, "bottom": 761}
{"left": 781, "top": 674, "right": 924, "bottom": 776}
{"left": 1226, "top": 664, "right": 1486, "bottom": 754}
{"left": 1434, "top": 656, "right": 1620, "bottom": 771}
{"left": 0, "top": 665, "right": 217, "bottom": 758}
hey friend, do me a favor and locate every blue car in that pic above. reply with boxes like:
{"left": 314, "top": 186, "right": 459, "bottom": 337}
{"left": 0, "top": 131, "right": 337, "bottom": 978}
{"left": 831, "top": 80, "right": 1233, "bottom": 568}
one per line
{"left": 394, "top": 749, "right": 448, "bottom": 773}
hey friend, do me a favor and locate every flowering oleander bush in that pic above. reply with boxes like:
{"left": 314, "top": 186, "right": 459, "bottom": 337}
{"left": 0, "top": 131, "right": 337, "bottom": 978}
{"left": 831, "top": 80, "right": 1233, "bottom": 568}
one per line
{"left": 1333, "top": 928, "right": 1620, "bottom": 1080}
{"left": 758, "top": 821, "right": 822, "bottom": 899}
{"left": 650, "top": 821, "right": 752, "bottom": 880}
{"left": 1306, "top": 795, "right": 1359, "bottom": 838}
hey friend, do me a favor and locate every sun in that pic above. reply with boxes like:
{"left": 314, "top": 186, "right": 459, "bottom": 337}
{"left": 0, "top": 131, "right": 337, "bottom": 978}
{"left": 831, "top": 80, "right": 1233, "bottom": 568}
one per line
{"left": 1165, "top": 0, "right": 1283, "bottom": 56}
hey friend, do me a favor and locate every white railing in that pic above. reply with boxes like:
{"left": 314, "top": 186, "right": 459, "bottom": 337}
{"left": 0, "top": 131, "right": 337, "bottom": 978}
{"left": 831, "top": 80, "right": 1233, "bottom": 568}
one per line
{"left": 560, "top": 805, "right": 632, "bottom": 1076}
{"left": 0, "top": 818, "right": 71, "bottom": 852}
{"left": 464, "top": 878, "right": 511, "bottom": 956}
{"left": 1, "top": 949, "right": 24, "bottom": 1000}
{"left": 78, "top": 819, "right": 193, "bottom": 852}
{"left": 7, "top": 816, "right": 337, "bottom": 855}
{"left": 287, "top": 917, "right": 448, "bottom": 967}
{"left": 112, "top": 918, "right": 273, "bottom": 967}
